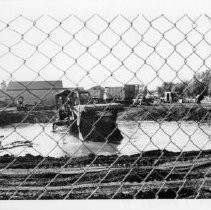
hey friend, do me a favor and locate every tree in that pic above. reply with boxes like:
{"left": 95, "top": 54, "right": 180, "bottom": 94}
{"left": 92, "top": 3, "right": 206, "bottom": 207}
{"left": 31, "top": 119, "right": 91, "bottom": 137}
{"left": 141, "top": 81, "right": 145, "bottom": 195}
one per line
{"left": 188, "top": 76, "right": 207, "bottom": 97}
{"left": 156, "top": 70, "right": 211, "bottom": 98}
{"left": 196, "top": 70, "right": 211, "bottom": 96}
{"left": 171, "top": 81, "right": 189, "bottom": 97}
{"left": 156, "top": 82, "right": 175, "bottom": 97}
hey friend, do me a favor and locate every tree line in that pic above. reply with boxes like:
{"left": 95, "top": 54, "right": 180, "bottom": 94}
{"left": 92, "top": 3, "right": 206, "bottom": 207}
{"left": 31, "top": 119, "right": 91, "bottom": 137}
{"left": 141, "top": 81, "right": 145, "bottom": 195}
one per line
{"left": 156, "top": 70, "right": 211, "bottom": 98}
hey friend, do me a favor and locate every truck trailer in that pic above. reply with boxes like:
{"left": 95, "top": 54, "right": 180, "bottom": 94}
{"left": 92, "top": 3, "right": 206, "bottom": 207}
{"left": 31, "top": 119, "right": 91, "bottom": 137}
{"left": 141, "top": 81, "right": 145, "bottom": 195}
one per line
{"left": 104, "top": 84, "right": 140, "bottom": 105}
{"left": 87, "top": 86, "right": 104, "bottom": 103}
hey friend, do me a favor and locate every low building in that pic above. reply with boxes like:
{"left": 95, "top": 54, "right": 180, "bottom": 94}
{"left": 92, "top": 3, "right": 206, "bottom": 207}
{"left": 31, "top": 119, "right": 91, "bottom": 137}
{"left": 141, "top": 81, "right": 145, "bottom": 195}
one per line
{"left": 5, "top": 80, "right": 63, "bottom": 106}
{"left": 0, "top": 90, "right": 6, "bottom": 102}
{"left": 0, "top": 81, "right": 7, "bottom": 101}
{"left": 164, "top": 91, "right": 172, "bottom": 103}
{"left": 0, "top": 91, "right": 7, "bottom": 107}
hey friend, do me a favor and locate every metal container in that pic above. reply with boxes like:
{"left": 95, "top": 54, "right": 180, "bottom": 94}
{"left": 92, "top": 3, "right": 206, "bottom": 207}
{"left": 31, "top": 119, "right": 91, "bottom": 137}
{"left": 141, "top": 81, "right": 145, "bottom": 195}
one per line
{"left": 104, "top": 87, "right": 124, "bottom": 101}
{"left": 88, "top": 89, "right": 104, "bottom": 99}
{"left": 104, "top": 85, "right": 137, "bottom": 101}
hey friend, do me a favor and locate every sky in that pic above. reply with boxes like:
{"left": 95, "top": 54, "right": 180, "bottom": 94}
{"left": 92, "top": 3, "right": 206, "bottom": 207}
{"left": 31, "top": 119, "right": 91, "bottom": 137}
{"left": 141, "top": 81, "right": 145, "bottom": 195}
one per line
{"left": 0, "top": 0, "right": 210, "bottom": 90}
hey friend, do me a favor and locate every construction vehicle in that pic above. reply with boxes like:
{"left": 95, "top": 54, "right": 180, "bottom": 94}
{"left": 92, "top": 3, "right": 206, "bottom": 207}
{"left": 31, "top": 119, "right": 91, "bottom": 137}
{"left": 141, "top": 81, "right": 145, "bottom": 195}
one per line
{"left": 53, "top": 89, "right": 123, "bottom": 143}
{"left": 132, "top": 85, "right": 156, "bottom": 106}
{"left": 132, "top": 94, "right": 155, "bottom": 106}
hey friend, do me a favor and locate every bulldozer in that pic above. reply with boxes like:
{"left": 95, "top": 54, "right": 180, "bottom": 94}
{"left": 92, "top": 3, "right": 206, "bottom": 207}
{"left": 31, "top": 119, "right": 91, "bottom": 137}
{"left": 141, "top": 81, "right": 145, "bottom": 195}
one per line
{"left": 53, "top": 89, "right": 123, "bottom": 144}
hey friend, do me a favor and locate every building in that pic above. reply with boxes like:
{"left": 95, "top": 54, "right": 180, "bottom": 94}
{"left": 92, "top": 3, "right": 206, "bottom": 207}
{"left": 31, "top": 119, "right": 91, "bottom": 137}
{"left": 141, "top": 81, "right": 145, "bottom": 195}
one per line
{"left": 0, "top": 89, "right": 6, "bottom": 102}
{"left": 164, "top": 91, "right": 172, "bottom": 103}
{"left": 5, "top": 80, "right": 63, "bottom": 106}
{"left": 0, "top": 81, "right": 8, "bottom": 107}
{"left": 0, "top": 90, "right": 7, "bottom": 107}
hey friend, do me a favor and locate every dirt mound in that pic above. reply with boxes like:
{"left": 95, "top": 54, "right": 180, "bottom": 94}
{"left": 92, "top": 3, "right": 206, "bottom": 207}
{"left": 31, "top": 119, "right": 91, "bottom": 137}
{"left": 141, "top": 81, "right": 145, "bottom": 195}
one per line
{"left": 118, "top": 104, "right": 211, "bottom": 122}
{"left": 0, "top": 149, "right": 211, "bottom": 199}
{"left": 0, "top": 110, "right": 56, "bottom": 126}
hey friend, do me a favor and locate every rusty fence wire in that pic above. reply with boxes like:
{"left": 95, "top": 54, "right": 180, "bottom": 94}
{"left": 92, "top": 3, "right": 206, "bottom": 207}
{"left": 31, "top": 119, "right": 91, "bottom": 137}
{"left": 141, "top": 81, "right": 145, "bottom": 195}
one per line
{"left": 0, "top": 14, "right": 211, "bottom": 199}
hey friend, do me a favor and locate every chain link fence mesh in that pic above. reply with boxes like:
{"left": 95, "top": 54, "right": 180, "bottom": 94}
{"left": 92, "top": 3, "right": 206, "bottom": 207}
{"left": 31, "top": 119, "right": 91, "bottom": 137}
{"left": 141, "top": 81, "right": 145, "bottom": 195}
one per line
{"left": 0, "top": 14, "right": 211, "bottom": 199}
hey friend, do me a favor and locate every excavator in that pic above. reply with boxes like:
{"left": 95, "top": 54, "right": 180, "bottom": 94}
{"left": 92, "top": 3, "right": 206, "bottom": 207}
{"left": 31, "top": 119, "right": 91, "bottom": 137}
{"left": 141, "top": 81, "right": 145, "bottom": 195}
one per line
{"left": 53, "top": 89, "right": 123, "bottom": 144}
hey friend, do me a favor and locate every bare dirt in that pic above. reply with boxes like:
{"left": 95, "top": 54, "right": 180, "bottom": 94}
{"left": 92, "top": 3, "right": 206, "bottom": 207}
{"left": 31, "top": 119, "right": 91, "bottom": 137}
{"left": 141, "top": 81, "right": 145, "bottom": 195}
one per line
{"left": 1, "top": 103, "right": 211, "bottom": 126}
{"left": 1, "top": 105, "right": 211, "bottom": 199}
{"left": 0, "top": 110, "right": 56, "bottom": 126}
{"left": 118, "top": 103, "right": 211, "bottom": 122}
{"left": 0, "top": 149, "right": 211, "bottom": 199}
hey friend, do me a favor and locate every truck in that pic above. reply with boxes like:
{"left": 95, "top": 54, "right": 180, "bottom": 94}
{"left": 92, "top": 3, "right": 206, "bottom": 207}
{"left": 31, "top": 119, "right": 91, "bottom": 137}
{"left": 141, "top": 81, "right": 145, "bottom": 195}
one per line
{"left": 103, "top": 84, "right": 140, "bottom": 105}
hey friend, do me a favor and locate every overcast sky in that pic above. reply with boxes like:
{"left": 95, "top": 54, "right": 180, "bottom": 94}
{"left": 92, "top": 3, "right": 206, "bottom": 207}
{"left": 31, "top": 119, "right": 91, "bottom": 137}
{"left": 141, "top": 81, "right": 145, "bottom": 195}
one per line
{"left": 0, "top": 0, "right": 210, "bottom": 90}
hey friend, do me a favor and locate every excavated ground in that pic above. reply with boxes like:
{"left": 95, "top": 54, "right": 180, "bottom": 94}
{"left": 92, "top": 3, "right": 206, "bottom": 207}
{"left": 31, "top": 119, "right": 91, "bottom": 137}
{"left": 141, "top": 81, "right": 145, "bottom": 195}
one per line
{"left": 1, "top": 104, "right": 211, "bottom": 199}
{"left": 1, "top": 103, "right": 211, "bottom": 126}
{"left": 0, "top": 149, "right": 211, "bottom": 199}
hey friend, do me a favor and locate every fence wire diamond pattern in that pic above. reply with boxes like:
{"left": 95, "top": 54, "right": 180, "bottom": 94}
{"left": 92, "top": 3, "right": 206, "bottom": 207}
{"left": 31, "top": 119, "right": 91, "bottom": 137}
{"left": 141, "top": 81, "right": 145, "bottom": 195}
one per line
{"left": 0, "top": 14, "right": 211, "bottom": 199}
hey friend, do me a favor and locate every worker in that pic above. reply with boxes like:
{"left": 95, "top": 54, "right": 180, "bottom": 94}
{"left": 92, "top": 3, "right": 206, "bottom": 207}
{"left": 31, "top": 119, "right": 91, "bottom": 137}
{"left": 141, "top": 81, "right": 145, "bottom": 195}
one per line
{"left": 17, "top": 96, "right": 24, "bottom": 110}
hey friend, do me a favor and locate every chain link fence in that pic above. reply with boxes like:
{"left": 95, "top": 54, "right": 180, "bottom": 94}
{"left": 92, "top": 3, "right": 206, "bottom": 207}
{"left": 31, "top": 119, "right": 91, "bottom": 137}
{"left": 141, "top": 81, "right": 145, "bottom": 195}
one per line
{"left": 0, "top": 14, "right": 211, "bottom": 199}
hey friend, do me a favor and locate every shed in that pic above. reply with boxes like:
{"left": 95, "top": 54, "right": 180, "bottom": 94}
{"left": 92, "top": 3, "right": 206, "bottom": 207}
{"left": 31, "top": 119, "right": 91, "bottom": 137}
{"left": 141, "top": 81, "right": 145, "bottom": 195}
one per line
{"left": 5, "top": 80, "right": 63, "bottom": 106}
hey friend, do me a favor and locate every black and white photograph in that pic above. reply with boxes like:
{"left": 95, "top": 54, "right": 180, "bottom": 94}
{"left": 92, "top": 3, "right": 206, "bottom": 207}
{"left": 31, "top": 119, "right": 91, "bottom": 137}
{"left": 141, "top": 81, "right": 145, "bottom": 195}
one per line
{"left": 0, "top": 0, "right": 211, "bottom": 206}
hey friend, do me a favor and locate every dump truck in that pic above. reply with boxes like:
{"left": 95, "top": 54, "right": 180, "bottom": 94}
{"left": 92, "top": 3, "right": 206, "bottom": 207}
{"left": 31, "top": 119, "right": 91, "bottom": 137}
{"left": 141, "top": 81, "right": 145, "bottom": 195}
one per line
{"left": 53, "top": 89, "right": 123, "bottom": 143}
